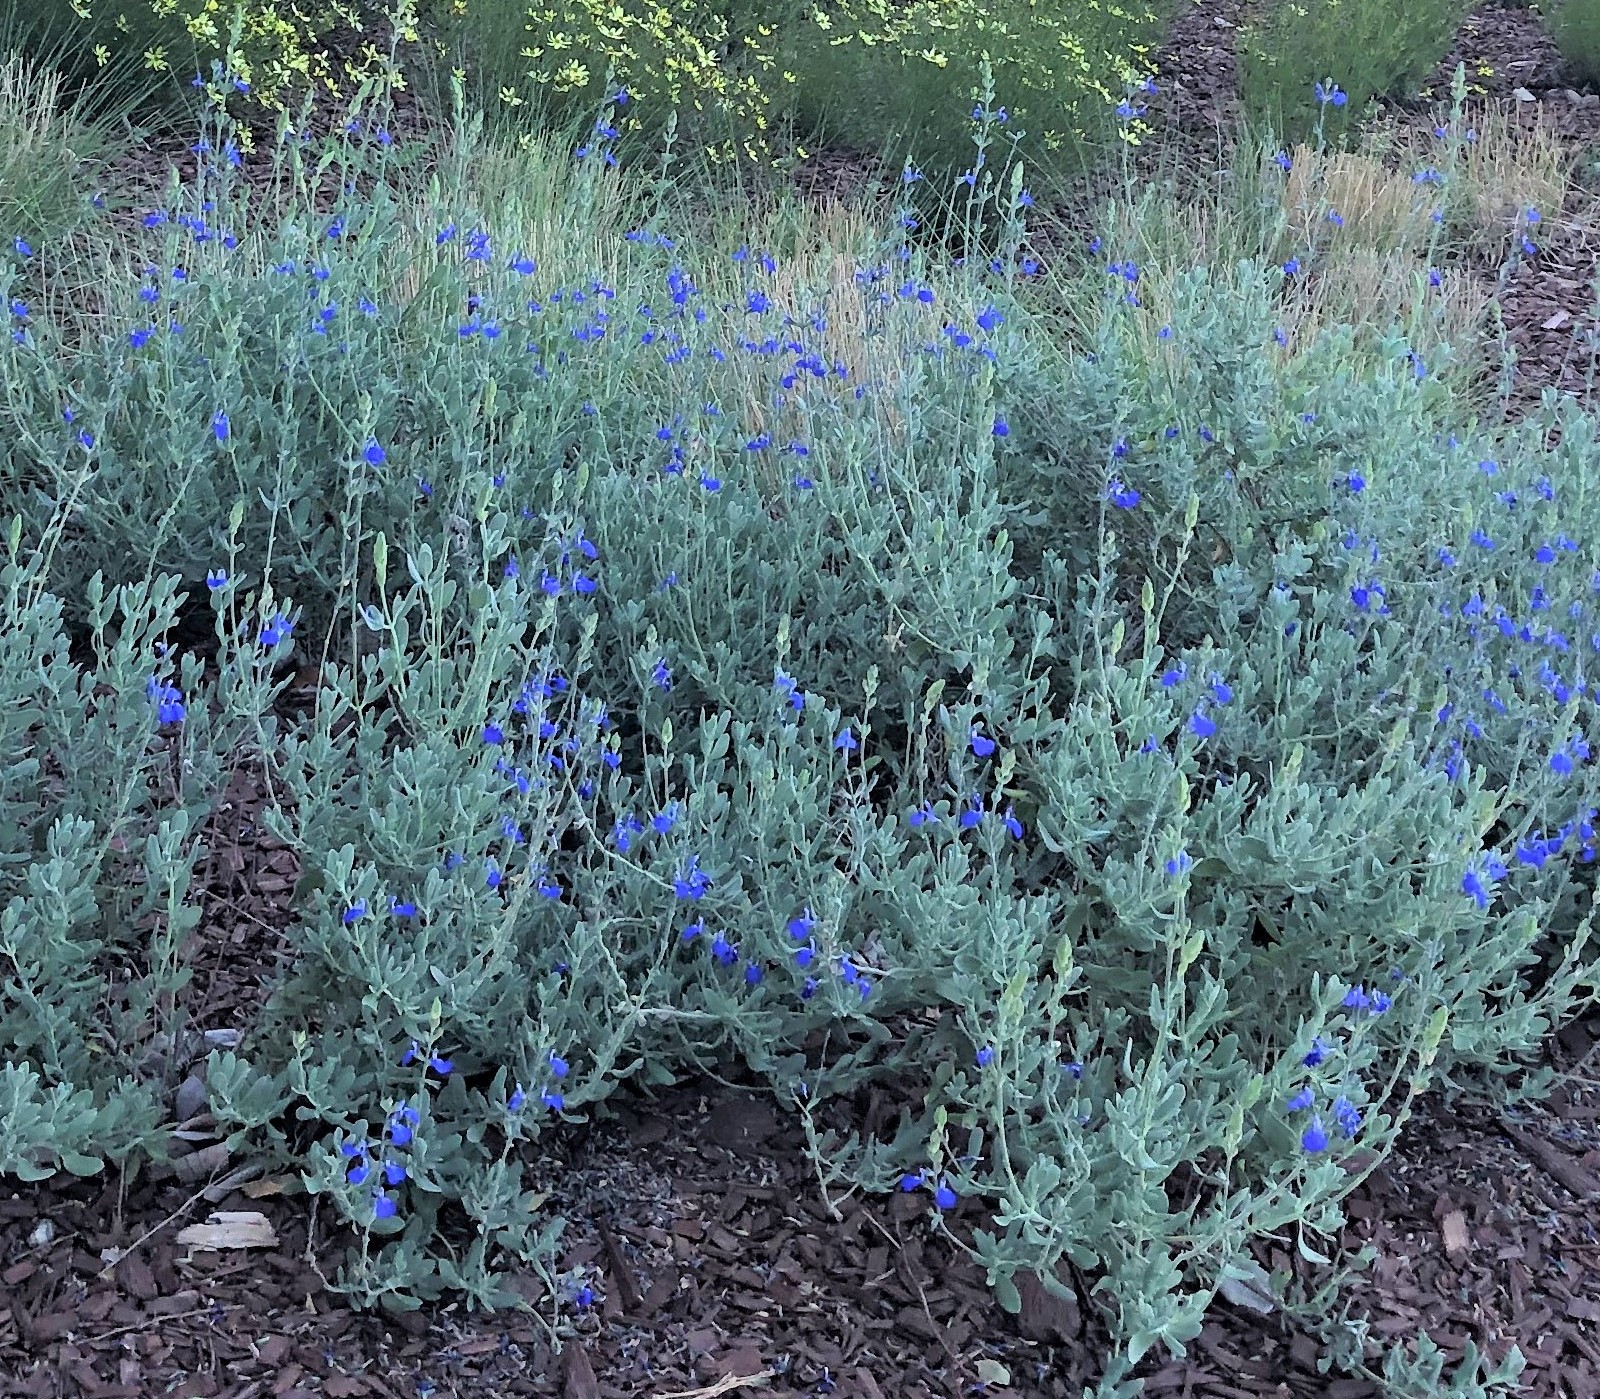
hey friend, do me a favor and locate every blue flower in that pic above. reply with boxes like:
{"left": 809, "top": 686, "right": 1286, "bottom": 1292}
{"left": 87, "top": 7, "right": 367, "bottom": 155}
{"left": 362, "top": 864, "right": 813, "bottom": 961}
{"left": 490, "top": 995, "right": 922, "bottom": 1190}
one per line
{"left": 1164, "top": 851, "right": 1192, "bottom": 877}
{"left": 342, "top": 900, "right": 367, "bottom": 925}
{"left": 549, "top": 1053, "right": 570, "bottom": 1079}
{"left": 145, "top": 675, "right": 186, "bottom": 725}
{"left": 1002, "top": 806, "right": 1024, "bottom": 840}
{"left": 970, "top": 726, "right": 996, "bottom": 757}
{"left": 1332, "top": 1096, "right": 1361, "bottom": 1138}
{"left": 976, "top": 305, "right": 1004, "bottom": 333}
{"left": 403, "top": 1041, "right": 453, "bottom": 1075}
{"left": 1160, "top": 662, "right": 1186, "bottom": 688}
{"left": 1286, "top": 1088, "right": 1314, "bottom": 1113}
{"left": 211, "top": 410, "right": 230, "bottom": 442}
{"left": 508, "top": 1086, "right": 528, "bottom": 1113}
{"left": 391, "top": 900, "right": 417, "bottom": 917}
{"left": 363, "top": 439, "right": 386, "bottom": 466}
{"left": 1461, "top": 855, "right": 1506, "bottom": 909}
{"left": 834, "top": 726, "right": 858, "bottom": 752}
{"left": 1303, "top": 1038, "right": 1330, "bottom": 1068}
{"left": 542, "top": 1091, "right": 565, "bottom": 1111}
{"left": 1350, "top": 582, "right": 1380, "bottom": 611}
{"left": 652, "top": 659, "right": 673, "bottom": 691}
{"left": 899, "top": 1172, "right": 923, "bottom": 1191}
{"left": 1189, "top": 710, "right": 1216, "bottom": 740}
{"left": 934, "top": 1182, "right": 959, "bottom": 1211}
{"left": 908, "top": 803, "right": 938, "bottom": 829}
{"left": 975, "top": 1046, "right": 995, "bottom": 1069}
{"left": 387, "top": 1102, "right": 419, "bottom": 1147}
{"left": 1302, "top": 1116, "right": 1329, "bottom": 1152}
{"left": 673, "top": 855, "right": 712, "bottom": 900}
{"left": 993, "top": 417, "right": 1010, "bottom": 439}
{"left": 1107, "top": 480, "right": 1140, "bottom": 509}
{"left": 258, "top": 612, "right": 294, "bottom": 648}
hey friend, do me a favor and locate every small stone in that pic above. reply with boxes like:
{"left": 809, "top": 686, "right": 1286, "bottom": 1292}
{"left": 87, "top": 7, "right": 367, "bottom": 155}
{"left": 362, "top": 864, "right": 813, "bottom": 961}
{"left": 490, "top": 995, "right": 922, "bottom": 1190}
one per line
{"left": 1513, "top": 87, "right": 1536, "bottom": 103}
{"left": 27, "top": 1219, "right": 55, "bottom": 1248}
{"left": 176, "top": 1072, "right": 209, "bottom": 1123}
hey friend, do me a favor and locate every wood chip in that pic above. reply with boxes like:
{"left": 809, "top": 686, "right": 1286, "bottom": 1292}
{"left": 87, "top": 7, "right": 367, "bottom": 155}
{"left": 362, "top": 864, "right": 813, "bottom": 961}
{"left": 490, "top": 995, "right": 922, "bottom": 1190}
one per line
{"left": 1440, "top": 1210, "right": 1471, "bottom": 1263}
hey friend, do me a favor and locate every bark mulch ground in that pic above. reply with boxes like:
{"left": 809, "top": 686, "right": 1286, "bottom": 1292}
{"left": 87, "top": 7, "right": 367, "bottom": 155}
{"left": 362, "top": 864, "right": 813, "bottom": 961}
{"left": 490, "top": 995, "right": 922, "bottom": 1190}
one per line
{"left": 7, "top": 5, "right": 1600, "bottom": 1397}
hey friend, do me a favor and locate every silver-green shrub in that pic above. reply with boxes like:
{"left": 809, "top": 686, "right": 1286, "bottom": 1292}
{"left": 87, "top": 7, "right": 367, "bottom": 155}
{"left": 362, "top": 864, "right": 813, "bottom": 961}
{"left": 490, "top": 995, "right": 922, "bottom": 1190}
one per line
{"left": 1, "top": 66, "right": 1595, "bottom": 1389}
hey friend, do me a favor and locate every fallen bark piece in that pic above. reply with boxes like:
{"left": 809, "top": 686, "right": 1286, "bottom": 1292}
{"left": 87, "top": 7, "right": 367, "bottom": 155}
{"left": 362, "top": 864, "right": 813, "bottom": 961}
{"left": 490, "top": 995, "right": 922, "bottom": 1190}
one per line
{"left": 174, "top": 1210, "right": 279, "bottom": 1251}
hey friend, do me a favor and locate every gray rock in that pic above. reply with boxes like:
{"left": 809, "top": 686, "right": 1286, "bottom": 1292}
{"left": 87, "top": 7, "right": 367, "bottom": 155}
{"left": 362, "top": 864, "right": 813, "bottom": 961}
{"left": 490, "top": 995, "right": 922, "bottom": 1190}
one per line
{"left": 175, "top": 1072, "right": 209, "bottom": 1123}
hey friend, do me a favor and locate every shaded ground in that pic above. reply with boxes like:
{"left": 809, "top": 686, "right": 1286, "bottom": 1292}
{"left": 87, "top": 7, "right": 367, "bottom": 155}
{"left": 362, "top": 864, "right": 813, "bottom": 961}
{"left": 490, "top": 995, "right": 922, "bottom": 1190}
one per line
{"left": 6, "top": 4, "right": 1600, "bottom": 1397}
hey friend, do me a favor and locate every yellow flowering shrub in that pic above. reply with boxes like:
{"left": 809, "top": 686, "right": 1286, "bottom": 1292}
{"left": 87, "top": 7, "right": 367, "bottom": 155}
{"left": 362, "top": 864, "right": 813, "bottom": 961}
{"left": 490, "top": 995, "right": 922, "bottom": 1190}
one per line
{"left": 58, "top": 0, "right": 419, "bottom": 107}
{"left": 468, "top": 0, "right": 1167, "bottom": 175}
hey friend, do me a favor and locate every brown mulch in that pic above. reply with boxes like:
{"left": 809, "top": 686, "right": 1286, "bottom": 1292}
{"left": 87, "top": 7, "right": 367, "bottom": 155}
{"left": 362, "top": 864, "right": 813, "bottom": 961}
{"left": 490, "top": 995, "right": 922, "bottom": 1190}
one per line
{"left": 0, "top": 1077, "right": 1097, "bottom": 1399}
{"left": 7, "top": 6, "right": 1600, "bottom": 1398}
{"left": 6, "top": 1031, "right": 1598, "bottom": 1399}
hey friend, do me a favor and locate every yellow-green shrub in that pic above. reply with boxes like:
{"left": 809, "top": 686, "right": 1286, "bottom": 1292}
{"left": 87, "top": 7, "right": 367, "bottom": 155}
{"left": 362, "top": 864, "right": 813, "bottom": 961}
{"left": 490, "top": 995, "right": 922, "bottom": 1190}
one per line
{"left": 774, "top": 0, "right": 1167, "bottom": 179}
{"left": 53, "top": 0, "right": 415, "bottom": 108}
{"left": 449, "top": 0, "right": 1169, "bottom": 179}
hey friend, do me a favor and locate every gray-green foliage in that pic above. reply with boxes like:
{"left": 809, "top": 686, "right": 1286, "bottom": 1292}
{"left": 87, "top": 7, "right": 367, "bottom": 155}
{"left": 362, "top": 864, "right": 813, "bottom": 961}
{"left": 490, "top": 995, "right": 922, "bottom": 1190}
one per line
{"left": 1547, "top": 0, "right": 1600, "bottom": 87}
{"left": 1238, "top": 0, "right": 1474, "bottom": 149}
{"left": 0, "top": 69, "right": 1595, "bottom": 1392}
{"left": 0, "top": 541, "right": 219, "bottom": 1177}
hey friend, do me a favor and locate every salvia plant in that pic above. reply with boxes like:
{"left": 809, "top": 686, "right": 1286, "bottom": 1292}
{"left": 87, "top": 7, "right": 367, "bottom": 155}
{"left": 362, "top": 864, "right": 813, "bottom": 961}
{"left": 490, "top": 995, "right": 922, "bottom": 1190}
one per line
{"left": 1237, "top": 0, "right": 1475, "bottom": 149}
{"left": 1, "top": 52, "right": 1595, "bottom": 1397}
{"left": 1547, "top": 0, "right": 1600, "bottom": 88}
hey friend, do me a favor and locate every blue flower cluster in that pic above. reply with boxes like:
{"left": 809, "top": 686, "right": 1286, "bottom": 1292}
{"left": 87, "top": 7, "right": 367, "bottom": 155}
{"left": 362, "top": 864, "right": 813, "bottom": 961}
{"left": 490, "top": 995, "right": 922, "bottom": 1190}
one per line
{"left": 1283, "top": 978, "right": 1399, "bottom": 1153}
